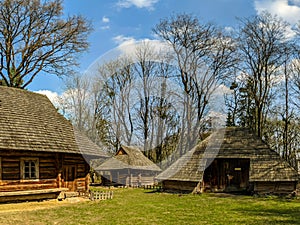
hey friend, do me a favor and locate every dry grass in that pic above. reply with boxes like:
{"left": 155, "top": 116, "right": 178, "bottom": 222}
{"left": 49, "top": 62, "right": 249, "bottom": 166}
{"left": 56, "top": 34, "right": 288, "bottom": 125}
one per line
{"left": 0, "top": 188, "right": 299, "bottom": 225}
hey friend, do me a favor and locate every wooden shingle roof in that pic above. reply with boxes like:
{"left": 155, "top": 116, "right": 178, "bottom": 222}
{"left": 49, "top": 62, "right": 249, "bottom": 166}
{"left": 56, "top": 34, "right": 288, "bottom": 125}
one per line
{"left": 156, "top": 127, "right": 298, "bottom": 182}
{"left": 0, "top": 86, "right": 108, "bottom": 157}
{"left": 96, "top": 145, "right": 161, "bottom": 172}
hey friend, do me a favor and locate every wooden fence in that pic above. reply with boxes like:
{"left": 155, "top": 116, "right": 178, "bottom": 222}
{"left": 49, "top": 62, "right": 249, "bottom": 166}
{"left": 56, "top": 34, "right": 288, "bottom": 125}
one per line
{"left": 143, "top": 184, "right": 162, "bottom": 190}
{"left": 90, "top": 190, "right": 114, "bottom": 201}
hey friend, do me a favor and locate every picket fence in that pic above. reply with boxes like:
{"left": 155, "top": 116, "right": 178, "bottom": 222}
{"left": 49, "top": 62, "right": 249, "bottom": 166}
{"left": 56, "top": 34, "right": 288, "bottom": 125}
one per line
{"left": 90, "top": 190, "right": 114, "bottom": 201}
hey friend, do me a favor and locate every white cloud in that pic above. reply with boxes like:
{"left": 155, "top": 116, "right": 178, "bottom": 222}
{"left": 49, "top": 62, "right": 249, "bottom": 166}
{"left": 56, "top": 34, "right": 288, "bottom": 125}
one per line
{"left": 113, "top": 35, "right": 137, "bottom": 46}
{"left": 86, "top": 38, "right": 173, "bottom": 77}
{"left": 100, "top": 16, "right": 110, "bottom": 30}
{"left": 254, "top": 0, "right": 300, "bottom": 24}
{"left": 102, "top": 16, "right": 110, "bottom": 23}
{"left": 116, "top": 0, "right": 159, "bottom": 10}
{"left": 112, "top": 35, "right": 172, "bottom": 57}
{"left": 112, "top": 35, "right": 151, "bottom": 58}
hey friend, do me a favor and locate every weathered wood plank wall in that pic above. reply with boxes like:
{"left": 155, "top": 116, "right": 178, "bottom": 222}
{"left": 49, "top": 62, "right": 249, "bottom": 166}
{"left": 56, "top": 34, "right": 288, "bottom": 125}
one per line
{"left": 254, "top": 181, "right": 297, "bottom": 194}
{"left": 162, "top": 180, "right": 198, "bottom": 192}
{"left": 0, "top": 151, "right": 90, "bottom": 193}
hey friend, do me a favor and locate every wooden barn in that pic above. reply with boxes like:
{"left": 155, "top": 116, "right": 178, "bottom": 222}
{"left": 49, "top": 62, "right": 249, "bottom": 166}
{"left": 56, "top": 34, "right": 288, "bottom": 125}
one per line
{"left": 0, "top": 86, "right": 108, "bottom": 202}
{"left": 96, "top": 146, "right": 161, "bottom": 187}
{"left": 156, "top": 127, "right": 299, "bottom": 195}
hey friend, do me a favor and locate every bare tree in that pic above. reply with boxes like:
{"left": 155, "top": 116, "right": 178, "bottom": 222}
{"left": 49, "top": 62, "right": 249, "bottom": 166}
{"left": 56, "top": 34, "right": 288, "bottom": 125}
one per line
{"left": 149, "top": 59, "right": 180, "bottom": 165}
{"left": 56, "top": 75, "right": 89, "bottom": 132}
{"left": 99, "top": 56, "right": 135, "bottom": 151}
{"left": 236, "top": 12, "right": 289, "bottom": 137}
{"left": 291, "top": 31, "right": 300, "bottom": 111}
{"left": 132, "top": 42, "right": 180, "bottom": 161}
{"left": 55, "top": 72, "right": 113, "bottom": 153}
{"left": 263, "top": 53, "right": 297, "bottom": 168}
{"left": 134, "top": 41, "right": 160, "bottom": 152}
{"left": 0, "top": 0, "right": 91, "bottom": 88}
{"left": 153, "top": 13, "right": 236, "bottom": 153}
{"left": 92, "top": 42, "right": 181, "bottom": 158}
{"left": 280, "top": 46, "right": 297, "bottom": 162}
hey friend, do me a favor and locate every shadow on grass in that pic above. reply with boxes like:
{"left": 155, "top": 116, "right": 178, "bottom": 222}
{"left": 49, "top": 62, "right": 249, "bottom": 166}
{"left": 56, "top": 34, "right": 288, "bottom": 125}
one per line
{"left": 143, "top": 189, "right": 163, "bottom": 194}
{"left": 234, "top": 206, "right": 300, "bottom": 224}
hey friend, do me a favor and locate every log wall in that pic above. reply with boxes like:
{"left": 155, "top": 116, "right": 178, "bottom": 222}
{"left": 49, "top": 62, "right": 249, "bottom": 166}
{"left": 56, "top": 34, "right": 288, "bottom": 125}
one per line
{"left": 107, "top": 170, "right": 156, "bottom": 187}
{"left": 0, "top": 151, "right": 90, "bottom": 193}
{"left": 253, "top": 181, "right": 297, "bottom": 194}
{"left": 162, "top": 180, "right": 198, "bottom": 192}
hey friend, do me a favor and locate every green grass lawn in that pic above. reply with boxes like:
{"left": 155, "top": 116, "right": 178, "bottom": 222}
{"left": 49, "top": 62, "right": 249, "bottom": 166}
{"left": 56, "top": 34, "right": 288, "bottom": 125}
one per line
{"left": 0, "top": 188, "right": 299, "bottom": 225}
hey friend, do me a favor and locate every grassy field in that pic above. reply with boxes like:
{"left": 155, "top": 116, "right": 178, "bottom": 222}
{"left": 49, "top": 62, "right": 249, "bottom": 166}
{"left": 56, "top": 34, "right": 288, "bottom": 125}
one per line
{"left": 0, "top": 188, "right": 299, "bottom": 225}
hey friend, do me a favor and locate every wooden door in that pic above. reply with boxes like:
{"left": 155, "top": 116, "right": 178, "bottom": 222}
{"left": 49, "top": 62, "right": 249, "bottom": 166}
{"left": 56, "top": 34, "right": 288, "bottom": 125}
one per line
{"left": 223, "top": 159, "right": 250, "bottom": 190}
{"left": 203, "top": 158, "right": 250, "bottom": 191}
{"left": 62, "top": 165, "right": 77, "bottom": 191}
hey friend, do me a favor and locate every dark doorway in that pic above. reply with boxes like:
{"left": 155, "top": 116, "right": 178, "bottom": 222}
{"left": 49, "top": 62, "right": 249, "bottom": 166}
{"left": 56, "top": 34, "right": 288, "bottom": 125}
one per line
{"left": 203, "top": 158, "right": 250, "bottom": 192}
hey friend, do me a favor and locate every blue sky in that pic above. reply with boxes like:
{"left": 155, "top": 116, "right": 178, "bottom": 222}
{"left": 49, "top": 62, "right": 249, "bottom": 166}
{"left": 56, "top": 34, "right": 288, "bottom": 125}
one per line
{"left": 27, "top": 0, "right": 300, "bottom": 95}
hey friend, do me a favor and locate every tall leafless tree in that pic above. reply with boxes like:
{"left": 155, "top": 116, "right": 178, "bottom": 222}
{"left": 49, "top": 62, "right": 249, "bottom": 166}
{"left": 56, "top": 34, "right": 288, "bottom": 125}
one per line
{"left": 153, "top": 13, "right": 237, "bottom": 153}
{"left": 236, "top": 12, "right": 289, "bottom": 137}
{"left": 134, "top": 41, "right": 161, "bottom": 152}
{"left": 132, "top": 42, "right": 180, "bottom": 161}
{"left": 0, "top": 0, "right": 92, "bottom": 88}
{"left": 99, "top": 56, "right": 135, "bottom": 152}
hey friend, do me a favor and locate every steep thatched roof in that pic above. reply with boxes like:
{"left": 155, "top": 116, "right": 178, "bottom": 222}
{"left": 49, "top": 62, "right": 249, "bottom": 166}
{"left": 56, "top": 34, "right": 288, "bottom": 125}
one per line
{"left": 156, "top": 127, "right": 298, "bottom": 182}
{"left": 96, "top": 145, "right": 161, "bottom": 172}
{"left": 0, "top": 86, "right": 108, "bottom": 157}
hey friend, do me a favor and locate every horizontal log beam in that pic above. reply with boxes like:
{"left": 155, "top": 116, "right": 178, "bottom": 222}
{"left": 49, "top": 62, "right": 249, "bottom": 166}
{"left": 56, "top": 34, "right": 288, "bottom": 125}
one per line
{"left": 0, "top": 188, "right": 69, "bottom": 197}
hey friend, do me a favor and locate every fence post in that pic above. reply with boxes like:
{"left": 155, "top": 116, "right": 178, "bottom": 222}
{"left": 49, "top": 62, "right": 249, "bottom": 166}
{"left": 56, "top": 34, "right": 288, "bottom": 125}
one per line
{"left": 90, "top": 191, "right": 94, "bottom": 201}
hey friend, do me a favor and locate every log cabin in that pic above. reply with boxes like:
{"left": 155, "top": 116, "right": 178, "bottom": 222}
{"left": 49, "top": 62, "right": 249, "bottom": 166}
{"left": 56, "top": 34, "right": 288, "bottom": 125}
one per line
{"left": 156, "top": 127, "right": 299, "bottom": 195}
{"left": 0, "top": 86, "right": 108, "bottom": 202}
{"left": 96, "top": 146, "right": 161, "bottom": 187}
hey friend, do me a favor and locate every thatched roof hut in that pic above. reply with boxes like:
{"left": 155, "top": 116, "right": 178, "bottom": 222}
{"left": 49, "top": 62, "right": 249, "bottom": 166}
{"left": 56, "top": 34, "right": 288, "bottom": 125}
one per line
{"left": 96, "top": 146, "right": 161, "bottom": 186}
{"left": 99, "top": 145, "right": 161, "bottom": 171}
{"left": 156, "top": 127, "right": 298, "bottom": 194}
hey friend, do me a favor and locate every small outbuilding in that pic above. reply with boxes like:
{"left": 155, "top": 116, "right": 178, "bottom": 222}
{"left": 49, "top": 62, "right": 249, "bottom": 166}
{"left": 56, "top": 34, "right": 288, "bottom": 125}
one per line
{"left": 156, "top": 127, "right": 299, "bottom": 195}
{"left": 96, "top": 145, "right": 161, "bottom": 187}
{"left": 0, "top": 86, "right": 108, "bottom": 202}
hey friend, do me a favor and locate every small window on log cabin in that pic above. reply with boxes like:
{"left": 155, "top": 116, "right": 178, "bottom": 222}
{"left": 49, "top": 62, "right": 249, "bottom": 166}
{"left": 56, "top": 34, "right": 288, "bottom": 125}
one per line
{"left": 20, "top": 158, "right": 39, "bottom": 180}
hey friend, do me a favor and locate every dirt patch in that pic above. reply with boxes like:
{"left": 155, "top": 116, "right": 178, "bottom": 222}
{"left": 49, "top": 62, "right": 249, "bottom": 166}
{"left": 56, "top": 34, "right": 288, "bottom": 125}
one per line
{"left": 0, "top": 197, "right": 89, "bottom": 213}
